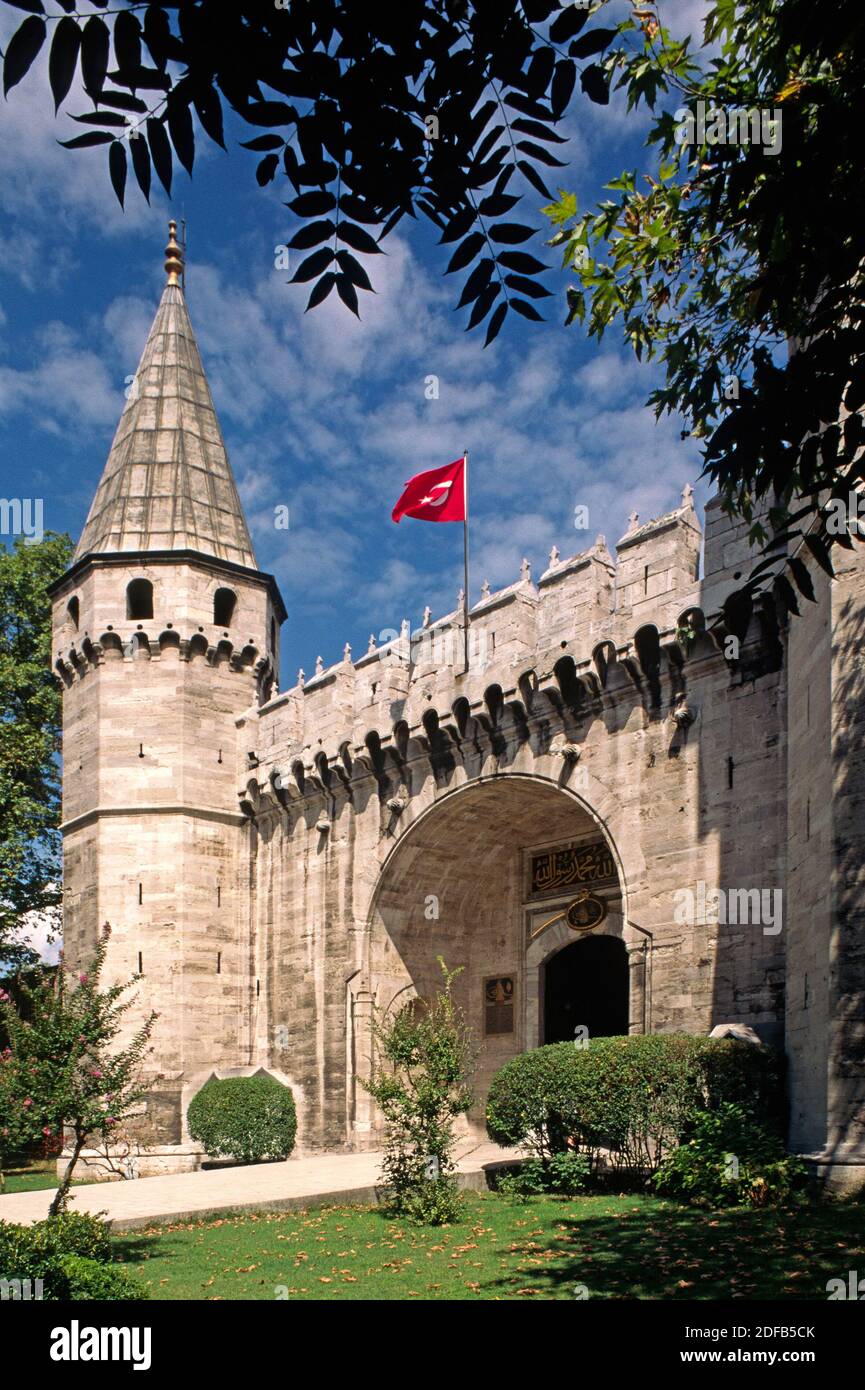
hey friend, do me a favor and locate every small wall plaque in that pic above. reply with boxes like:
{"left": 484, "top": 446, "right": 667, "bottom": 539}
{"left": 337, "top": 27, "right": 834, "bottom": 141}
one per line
{"left": 484, "top": 976, "right": 514, "bottom": 1036}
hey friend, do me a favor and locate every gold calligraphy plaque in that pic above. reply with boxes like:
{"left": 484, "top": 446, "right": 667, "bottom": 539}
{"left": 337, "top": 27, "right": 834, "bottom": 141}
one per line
{"left": 529, "top": 841, "right": 617, "bottom": 897}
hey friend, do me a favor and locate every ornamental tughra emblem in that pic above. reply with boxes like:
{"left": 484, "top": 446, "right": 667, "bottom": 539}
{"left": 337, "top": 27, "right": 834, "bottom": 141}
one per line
{"left": 565, "top": 891, "right": 608, "bottom": 932}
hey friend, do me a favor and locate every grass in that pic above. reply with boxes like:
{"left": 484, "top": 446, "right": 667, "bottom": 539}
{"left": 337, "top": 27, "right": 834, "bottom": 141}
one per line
{"left": 0, "top": 1161, "right": 89, "bottom": 1195}
{"left": 115, "top": 1191, "right": 865, "bottom": 1301}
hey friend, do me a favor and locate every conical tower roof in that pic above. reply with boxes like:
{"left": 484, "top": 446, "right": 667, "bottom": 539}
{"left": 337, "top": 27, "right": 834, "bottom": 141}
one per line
{"left": 74, "top": 222, "right": 257, "bottom": 569}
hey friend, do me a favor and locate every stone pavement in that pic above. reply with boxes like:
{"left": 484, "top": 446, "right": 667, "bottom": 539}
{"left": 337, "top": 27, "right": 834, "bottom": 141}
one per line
{"left": 0, "top": 1140, "right": 516, "bottom": 1233}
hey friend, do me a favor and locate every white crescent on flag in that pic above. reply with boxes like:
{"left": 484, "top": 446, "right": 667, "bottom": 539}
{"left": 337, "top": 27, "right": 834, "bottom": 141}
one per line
{"left": 419, "top": 480, "right": 453, "bottom": 507}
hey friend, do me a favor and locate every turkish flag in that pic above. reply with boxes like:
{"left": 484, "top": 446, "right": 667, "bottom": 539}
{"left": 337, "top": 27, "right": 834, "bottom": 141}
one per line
{"left": 391, "top": 457, "right": 466, "bottom": 523}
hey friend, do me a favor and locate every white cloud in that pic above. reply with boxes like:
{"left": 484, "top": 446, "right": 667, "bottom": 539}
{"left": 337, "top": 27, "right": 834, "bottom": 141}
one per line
{"left": 0, "top": 334, "right": 119, "bottom": 431}
{"left": 15, "top": 901, "right": 62, "bottom": 965}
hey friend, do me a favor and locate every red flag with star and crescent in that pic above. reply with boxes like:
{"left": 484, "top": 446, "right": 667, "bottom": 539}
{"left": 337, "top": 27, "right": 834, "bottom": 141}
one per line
{"left": 391, "top": 457, "right": 466, "bottom": 523}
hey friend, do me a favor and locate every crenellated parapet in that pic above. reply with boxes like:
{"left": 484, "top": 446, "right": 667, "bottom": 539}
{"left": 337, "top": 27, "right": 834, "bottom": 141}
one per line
{"left": 237, "top": 486, "right": 784, "bottom": 819}
{"left": 53, "top": 624, "right": 273, "bottom": 692}
{"left": 240, "top": 487, "right": 783, "bottom": 825}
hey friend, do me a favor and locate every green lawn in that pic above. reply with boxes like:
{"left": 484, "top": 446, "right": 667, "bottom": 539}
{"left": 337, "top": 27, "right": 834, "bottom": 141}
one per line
{"left": 115, "top": 1192, "right": 865, "bottom": 1301}
{"left": 0, "top": 1162, "right": 89, "bottom": 1195}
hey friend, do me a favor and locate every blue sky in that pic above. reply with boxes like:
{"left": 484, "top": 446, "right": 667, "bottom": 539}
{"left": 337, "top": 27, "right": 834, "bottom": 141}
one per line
{"left": 0, "top": 0, "right": 711, "bottom": 684}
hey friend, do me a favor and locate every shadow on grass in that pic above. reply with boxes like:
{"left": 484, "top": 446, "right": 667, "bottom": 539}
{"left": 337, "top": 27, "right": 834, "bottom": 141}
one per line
{"left": 479, "top": 1195, "right": 865, "bottom": 1301}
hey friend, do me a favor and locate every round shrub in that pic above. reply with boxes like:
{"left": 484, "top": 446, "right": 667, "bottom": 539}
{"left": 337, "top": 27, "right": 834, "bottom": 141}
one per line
{"left": 486, "top": 1034, "right": 782, "bottom": 1174}
{"left": 0, "top": 1210, "right": 111, "bottom": 1276}
{"left": 36, "top": 1210, "right": 113, "bottom": 1263}
{"left": 58, "top": 1254, "right": 146, "bottom": 1301}
{"left": 187, "top": 1074, "right": 297, "bottom": 1164}
{"left": 0, "top": 1214, "right": 145, "bottom": 1300}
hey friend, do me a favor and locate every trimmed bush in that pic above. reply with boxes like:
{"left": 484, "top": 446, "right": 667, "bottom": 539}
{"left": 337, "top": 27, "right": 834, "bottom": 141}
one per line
{"left": 0, "top": 1212, "right": 146, "bottom": 1300}
{"left": 187, "top": 1074, "right": 297, "bottom": 1164}
{"left": 0, "top": 1210, "right": 111, "bottom": 1272}
{"left": 486, "top": 1034, "right": 783, "bottom": 1175}
{"left": 58, "top": 1254, "right": 145, "bottom": 1300}
{"left": 652, "top": 1103, "right": 807, "bottom": 1207}
{"left": 36, "top": 1210, "right": 113, "bottom": 1263}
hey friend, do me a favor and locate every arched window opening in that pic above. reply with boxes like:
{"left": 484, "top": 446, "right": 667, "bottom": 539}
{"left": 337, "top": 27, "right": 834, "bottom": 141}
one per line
{"left": 214, "top": 587, "right": 237, "bottom": 628}
{"left": 66, "top": 596, "right": 80, "bottom": 631}
{"left": 126, "top": 578, "right": 153, "bottom": 621}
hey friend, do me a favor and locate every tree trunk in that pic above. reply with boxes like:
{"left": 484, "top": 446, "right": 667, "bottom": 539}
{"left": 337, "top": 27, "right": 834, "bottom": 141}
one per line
{"left": 48, "top": 1132, "right": 85, "bottom": 1218}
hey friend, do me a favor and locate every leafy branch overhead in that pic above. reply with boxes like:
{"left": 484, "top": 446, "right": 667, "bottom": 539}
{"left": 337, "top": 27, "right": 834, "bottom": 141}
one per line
{"left": 0, "top": 534, "right": 73, "bottom": 972}
{"left": 542, "top": 0, "right": 865, "bottom": 620}
{"left": 1, "top": 0, "right": 614, "bottom": 342}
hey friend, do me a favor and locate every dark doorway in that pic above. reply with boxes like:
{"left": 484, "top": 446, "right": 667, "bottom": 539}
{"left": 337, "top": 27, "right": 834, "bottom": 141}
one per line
{"left": 542, "top": 935, "right": 629, "bottom": 1044}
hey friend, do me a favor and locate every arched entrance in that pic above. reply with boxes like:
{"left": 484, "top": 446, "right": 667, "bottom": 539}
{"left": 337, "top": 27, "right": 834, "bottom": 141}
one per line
{"left": 541, "top": 936, "right": 629, "bottom": 1044}
{"left": 358, "top": 774, "right": 642, "bottom": 1142}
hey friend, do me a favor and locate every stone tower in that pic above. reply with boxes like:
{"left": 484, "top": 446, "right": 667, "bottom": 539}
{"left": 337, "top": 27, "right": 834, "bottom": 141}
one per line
{"left": 49, "top": 223, "right": 285, "bottom": 1170}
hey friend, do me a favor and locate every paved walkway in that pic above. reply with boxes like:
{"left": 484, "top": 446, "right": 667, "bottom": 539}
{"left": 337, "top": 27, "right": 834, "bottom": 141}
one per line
{"left": 0, "top": 1140, "right": 516, "bottom": 1232}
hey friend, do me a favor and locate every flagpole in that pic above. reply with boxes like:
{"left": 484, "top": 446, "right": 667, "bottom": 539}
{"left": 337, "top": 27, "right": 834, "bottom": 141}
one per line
{"left": 462, "top": 449, "right": 469, "bottom": 674}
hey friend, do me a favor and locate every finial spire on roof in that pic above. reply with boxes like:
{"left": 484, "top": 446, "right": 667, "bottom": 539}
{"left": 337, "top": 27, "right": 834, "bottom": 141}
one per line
{"left": 73, "top": 221, "right": 257, "bottom": 568}
{"left": 165, "top": 219, "right": 184, "bottom": 286}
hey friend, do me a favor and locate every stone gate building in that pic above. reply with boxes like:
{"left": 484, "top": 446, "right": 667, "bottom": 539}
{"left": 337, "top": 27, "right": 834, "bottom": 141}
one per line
{"left": 49, "top": 226, "right": 865, "bottom": 1187}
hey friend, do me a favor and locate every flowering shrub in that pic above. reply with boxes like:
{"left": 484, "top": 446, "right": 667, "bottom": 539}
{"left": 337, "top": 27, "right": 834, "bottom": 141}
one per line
{"left": 0, "top": 1045, "right": 34, "bottom": 1184}
{"left": 0, "top": 922, "right": 158, "bottom": 1213}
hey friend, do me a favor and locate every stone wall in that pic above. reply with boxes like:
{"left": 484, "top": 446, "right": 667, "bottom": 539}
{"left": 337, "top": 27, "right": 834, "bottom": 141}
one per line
{"left": 786, "top": 533, "right": 865, "bottom": 1183}
{"left": 239, "top": 493, "right": 790, "bottom": 1151}
{"left": 52, "top": 488, "right": 865, "bottom": 1179}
